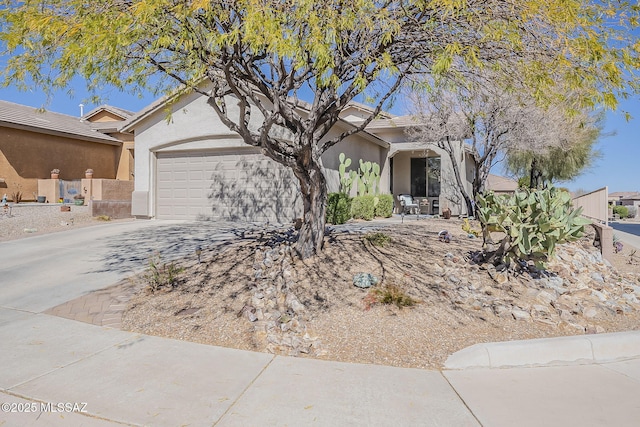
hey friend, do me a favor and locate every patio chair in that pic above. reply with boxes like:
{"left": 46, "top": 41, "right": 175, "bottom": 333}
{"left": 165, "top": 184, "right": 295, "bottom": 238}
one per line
{"left": 398, "top": 194, "right": 420, "bottom": 222}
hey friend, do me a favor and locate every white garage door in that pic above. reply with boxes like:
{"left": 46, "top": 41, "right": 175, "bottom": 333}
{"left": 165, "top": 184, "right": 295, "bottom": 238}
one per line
{"left": 156, "top": 149, "right": 301, "bottom": 223}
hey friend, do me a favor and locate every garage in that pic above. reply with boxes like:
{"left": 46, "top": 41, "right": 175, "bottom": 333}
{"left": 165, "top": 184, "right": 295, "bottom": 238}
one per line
{"left": 156, "top": 148, "right": 301, "bottom": 223}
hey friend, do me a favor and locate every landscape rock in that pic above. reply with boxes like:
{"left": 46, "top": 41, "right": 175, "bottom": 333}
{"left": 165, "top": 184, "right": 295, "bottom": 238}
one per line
{"left": 234, "top": 225, "right": 640, "bottom": 361}
{"left": 512, "top": 308, "right": 531, "bottom": 321}
{"left": 353, "top": 273, "right": 380, "bottom": 289}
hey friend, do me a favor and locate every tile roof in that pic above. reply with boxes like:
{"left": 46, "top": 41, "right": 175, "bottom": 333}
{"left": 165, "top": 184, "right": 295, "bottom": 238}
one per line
{"left": 120, "top": 87, "right": 390, "bottom": 148}
{"left": 609, "top": 191, "right": 640, "bottom": 199}
{"left": 361, "top": 115, "right": 423, "bottom": 129}
{"left": 83, "top": 104, "right": 135, "bottom": 121}
{"left": 0, "top": 100, "right": 121, "bottom": 144}
{"left": 486, "top": 174, "right": 519, "bottom": 193}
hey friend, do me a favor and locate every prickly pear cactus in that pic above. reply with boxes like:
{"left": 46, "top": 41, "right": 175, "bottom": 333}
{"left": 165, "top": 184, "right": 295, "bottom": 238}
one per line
{"left": 338, "top": 153, "right": 355, "bottom": 194}
{"left": 357, "top": 159, "right": 381, "bottom": 196}
{"left": 476, "top": 186, "right": 591, "bottom": 269}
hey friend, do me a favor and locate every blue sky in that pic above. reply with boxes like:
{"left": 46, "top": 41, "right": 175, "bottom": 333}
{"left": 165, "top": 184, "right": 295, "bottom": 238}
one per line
{"left": 0, "top": 82, "right": 637, "bottom": 194}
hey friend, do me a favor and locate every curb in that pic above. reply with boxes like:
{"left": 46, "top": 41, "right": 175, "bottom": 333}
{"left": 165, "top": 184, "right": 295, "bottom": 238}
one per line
{"left": 444, "top": 331, "right": 640, "bottom": 369}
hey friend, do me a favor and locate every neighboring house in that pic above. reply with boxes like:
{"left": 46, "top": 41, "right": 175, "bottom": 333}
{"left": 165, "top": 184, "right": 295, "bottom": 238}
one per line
{"left": 485, "top": 174, "right": 519, "bottom": 195}
{"left": 610, "top": 191, "right": 640, "bottom": 218}
{"left": 121, "top": 90, "right": 389, "bottom": 223}
{"left": 0, "top": 100, "right": 134, "bottom": 201}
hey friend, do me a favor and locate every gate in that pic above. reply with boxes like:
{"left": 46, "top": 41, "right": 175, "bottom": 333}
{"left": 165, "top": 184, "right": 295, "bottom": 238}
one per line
{"left": 59, "top": 180, "right": 82, "bottom": 203}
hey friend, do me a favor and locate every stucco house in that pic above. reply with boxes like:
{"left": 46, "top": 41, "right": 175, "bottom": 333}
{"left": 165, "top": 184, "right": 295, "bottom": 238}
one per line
{"left": 0, "top": 100, "right": 134, "bottom": 201}
{"left": 485, "top": 174, "right": 519, "bottom": 195}
{"left": 609, "top": 191, "right": 640, "bottom": 218}
{"left": 121, "top": 91, "right": 390, "bottom": 223}
{"left": 122, "top": 90, "right": 481, "bottom": 222}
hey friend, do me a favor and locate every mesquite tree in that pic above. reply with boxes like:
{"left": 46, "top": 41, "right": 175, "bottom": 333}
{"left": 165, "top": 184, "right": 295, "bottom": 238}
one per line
{"left": 409, "top": 76, "right": 610, "bottom": 216}
{"left": 1, "top": 1, "right": 638, "bottom": 258}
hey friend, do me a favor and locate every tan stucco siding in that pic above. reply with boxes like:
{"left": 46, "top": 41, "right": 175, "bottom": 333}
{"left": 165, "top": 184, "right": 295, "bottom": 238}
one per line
{"left": 0, "top": 126, "right": 120, "bottom": 200}
{"left": 323, "top": 135, "right": 389, "bottom": 196}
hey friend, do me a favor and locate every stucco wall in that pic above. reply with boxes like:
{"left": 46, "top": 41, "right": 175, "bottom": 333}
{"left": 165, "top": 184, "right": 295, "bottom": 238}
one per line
{"left": 323, "top": 133, "right": 389, "bottom": 196}
{"left": 0, "top": 126, "right": 120, "bottom": 201}
{"left": 85, "top": 179, "right": 134, "bottom": 201}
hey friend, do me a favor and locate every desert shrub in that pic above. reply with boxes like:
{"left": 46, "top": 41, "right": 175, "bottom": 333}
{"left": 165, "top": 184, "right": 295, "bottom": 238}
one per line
{"left": 613, "top": 205, "right": 629, "bottom": 218}
{"left": 96, "top": 215, "right": 111, "bottom": 221}
{"left": 364, "top": 232, "right": 391, "bottom": 247}
{"left": 476, "top": 186, "right": 590, "bottom": 268}
{"left": 374, "top": 194, "right": 394, "bottom": 218}
{"left": 371, "top": 284, "right": 417, "bottom": 308}
{"left": 326, "top": 192, "right": 352, "bottom": 224}
{"left": 462, "top": 218, "right": 481, "bottom": 237}
{"left": 145, "top": 253, "right": 184, "bottom": 292}
{"left": 627, "top": 206, "right": 637, "bottom": 218}
{"left": 351, "top": 195, "right": 375, "bottom": 220}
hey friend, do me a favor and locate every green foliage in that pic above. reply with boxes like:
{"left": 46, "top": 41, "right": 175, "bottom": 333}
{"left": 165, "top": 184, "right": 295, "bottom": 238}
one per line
{"left": 351, "top": 195, "right": 375, "bottom": 220}
{"left": 145, "top": 253, "right": 184, "bottom": 293}
{"left": 506, "top": 116, "right": 603, "bottom": 189}
{"left": 11, "top": 191, "right": 22, "bottom": 203}
{"left": 476, "top": 186, "right": 591, "bottom": 268}
{"left": 364, "top": 232, "right": 391, "bottom": 247}
{"left": 613, "top": 205, "right": 629, "bottom": 218}
{"left": 357, "top": 160, "right": 380, "bottom": 196}
{"left": 2, "top": 0, "right": 639, "bottom": 262}
{"left": 517, "top": 176, "right": 530, "bottom": 189}
{"left": 374, "top": 194, "right": 394, "bottom": 218}
{"left": 338, "top": 153, "right": 357, "bottom": 195}
{"left": 326, "top": 192, "right": 352, "bottom": 225}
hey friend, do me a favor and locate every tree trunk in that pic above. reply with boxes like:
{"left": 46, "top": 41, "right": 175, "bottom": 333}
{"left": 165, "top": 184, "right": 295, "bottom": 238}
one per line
{"left": 293, "top": 159, "right": 328, "bottom": 260}
{"left": 529, "top": 158, "right": 543, "bottom": 189}
{"left": 442, "top": 138, "right": 475, "bottom": 217}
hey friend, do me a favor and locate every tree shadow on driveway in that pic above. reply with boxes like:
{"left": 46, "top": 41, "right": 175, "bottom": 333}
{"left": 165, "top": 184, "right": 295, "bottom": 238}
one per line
{"left": 88, "top": 221, "right": 285, "bottom": 275}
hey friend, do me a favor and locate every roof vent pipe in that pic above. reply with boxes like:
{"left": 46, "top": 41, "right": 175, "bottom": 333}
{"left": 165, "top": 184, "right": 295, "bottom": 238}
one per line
{"left": 79, "top": 103, "right": 84, "bottom": 117}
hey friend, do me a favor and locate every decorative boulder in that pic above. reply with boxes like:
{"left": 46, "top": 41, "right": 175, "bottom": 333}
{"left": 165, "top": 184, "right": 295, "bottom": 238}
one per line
{"left": 353, "top": 273, "right": 380, "bottom": 289}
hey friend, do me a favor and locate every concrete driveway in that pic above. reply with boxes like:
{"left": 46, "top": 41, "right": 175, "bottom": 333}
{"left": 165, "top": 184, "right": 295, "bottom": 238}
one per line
{"left": 0, "top": 219, "right": 262, "bottom": 313}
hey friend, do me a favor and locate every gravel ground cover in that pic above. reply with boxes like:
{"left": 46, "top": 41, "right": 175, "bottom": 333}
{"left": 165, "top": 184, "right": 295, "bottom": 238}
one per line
{"left": 122, "top": 219, "right": 640, "bottom": 369}
{"left": 0, "top": 203, "right": 111, "bottom": 242}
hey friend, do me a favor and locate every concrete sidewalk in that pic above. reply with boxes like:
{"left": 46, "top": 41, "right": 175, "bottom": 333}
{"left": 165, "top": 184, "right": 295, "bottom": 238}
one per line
{"left": 1, "top": 307, "right": 639, "bottom": 426}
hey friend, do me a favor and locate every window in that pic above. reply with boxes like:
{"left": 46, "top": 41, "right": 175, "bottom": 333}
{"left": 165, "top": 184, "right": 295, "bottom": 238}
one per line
{"left": 410, "top": 158, "right": 427, "bottom": 197}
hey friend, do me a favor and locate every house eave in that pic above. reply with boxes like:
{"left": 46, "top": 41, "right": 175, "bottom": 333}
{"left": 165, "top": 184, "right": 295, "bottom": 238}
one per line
{"left": 0, "top": 121, "right": 122, "bottom": 146}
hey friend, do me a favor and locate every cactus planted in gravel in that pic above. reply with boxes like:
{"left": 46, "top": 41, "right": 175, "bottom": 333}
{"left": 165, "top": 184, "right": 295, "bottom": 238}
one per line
{"left": 476, "top": 186, "right": 591, "bottom": 269}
